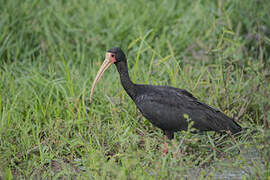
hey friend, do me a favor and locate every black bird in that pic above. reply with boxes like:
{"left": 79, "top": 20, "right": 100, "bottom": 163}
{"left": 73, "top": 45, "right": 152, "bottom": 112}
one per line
{"left": 90, "top": 47, "right": 242, "bottom": 139}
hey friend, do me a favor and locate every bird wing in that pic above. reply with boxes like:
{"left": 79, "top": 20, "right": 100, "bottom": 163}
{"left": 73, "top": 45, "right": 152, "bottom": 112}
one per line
{"left": 134, "top": 85, "right": 241, "bottom": 133}
{"left": 134, "top": 85, "right": 198, "bottom": 131}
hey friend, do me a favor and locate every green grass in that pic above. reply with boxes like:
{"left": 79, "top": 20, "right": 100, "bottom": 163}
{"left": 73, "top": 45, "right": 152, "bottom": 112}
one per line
{"left": 1, "top": 0, "right": 270, "bottom": 179}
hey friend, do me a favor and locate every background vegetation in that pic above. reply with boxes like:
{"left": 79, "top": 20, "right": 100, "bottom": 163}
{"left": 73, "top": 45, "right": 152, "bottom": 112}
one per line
{"left": 0, "top": 0, "right": 269, "bottom": 179}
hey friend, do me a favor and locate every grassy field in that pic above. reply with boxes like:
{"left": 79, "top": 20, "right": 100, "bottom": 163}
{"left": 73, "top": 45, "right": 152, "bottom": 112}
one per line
{"left": 1, "top": 0, "right": 270, "bottom": 179}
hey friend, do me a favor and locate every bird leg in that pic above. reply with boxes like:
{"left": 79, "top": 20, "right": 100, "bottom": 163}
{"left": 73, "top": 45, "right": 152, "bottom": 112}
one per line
{"left": 162, "top": 131, "right": 174, "bottom": 155}
{"left": 162, "top": 136, "right": 169, "bottom": 155}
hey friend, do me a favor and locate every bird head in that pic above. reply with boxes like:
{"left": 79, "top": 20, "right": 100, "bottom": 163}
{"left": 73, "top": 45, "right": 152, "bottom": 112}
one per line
{"left": 90, "top": 47, "right": 126, "bottom": 103}
{"left": 107, "top": 47, "right": 126, "bottom": 64}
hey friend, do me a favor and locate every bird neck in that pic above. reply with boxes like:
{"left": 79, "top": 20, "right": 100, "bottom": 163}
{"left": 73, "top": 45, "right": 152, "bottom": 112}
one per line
{"left": 115, "top": 61, "right": 136, "bottom": 99}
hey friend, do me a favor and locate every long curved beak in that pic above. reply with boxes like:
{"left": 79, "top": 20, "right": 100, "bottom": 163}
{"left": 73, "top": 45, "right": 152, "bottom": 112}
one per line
{"left": 90, "top": 53, "right": 114, "bottom": 103}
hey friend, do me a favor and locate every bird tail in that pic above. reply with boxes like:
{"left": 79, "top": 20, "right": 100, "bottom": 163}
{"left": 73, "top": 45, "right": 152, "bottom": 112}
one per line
{"left": 229, "top": 124, "right": 259, "bottom": 137}
{"left": 230, "top": 120, "right": 242, "bottom": 135}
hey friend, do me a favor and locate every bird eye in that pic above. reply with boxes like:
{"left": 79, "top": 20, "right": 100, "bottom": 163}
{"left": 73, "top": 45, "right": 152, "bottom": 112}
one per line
{"left": 111, "top": 54, "right": 115, "bottom": 58}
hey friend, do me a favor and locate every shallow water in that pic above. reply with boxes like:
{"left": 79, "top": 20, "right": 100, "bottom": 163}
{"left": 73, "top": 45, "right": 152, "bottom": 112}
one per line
{"left": 212, "top": 146, "right": 263, "bottom": 179}
{"left": 72, "top": 145, "right": 266, "bottom": 179}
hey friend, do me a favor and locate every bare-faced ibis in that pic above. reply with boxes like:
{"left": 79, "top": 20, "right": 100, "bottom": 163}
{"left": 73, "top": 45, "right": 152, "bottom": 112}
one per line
{"left": 90, "top": 47, "right": 242, "bottom": 139}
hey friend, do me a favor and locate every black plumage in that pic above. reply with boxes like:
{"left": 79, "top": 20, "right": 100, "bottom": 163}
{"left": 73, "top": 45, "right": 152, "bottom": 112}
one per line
{"left": 90, "top": 47, "right": 242, "bottom": 139}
